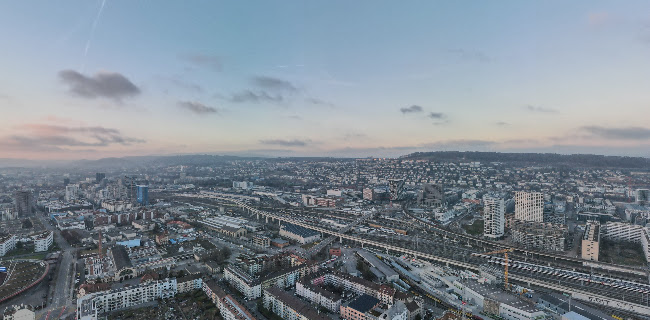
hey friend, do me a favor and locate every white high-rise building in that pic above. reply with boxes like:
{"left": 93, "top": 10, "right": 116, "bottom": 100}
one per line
{"left": 65, "top": 184, "right": 79, "bottom": 202}
{"left": 515, "top": 191, "right": 544, "bottom": 222}
{"left": 483, "top": 195, "right": 505, "bottom": 239}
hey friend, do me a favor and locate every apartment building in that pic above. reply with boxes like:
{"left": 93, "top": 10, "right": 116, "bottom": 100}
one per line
{"left": 203, "top": 280, "right": 257, "bottom": 320}
{"left": 0, "top": 234, "right": 17, "bottom": 257}
{"left": 224, "top": 265, "right": 262, "bottom": 299}
{"left": 263, "top": 286, "right": 330, "bottom": 320}
{"left": 515, "top": 191, "right": 544, "bottom": 222}
{"left": 177, "top": 274, "right": 203, "bottom": 294}
{"left": 483, "top": 195, "right": 505, "bottom": 239}
{"left": 581, "top": 222, "right": 600, "bottom": 261}
{"left": 601, "top": 222, "right": 643, "bottom": 243}
{"left": 296, "top": 278, "right": 342, "bottom": 313}
{"left": 77, "top": 279, "right": 178, "bottom": 320}
{"left": 340, "top": 294, "right": 381, "bottom": 320}
{"left": 251, "top": 235, "right": 270, "bottom": 247}
{"left": 511, "top": 220, "right": 567, "bottom": 252}
{"left": 33, "top": 231, "right": 53, "bottom": 252}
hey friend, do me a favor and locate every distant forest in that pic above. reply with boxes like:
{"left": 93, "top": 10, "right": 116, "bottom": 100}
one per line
{"left": 401, "top": 151, "right": 650, "bottom": 169}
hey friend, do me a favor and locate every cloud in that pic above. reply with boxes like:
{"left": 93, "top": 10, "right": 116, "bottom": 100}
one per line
{"left": 305, "top": 98, "right": 334, "bottom": 107}
{"left": 228, "top": 90, "right": 283, "bottom": 103}
{"left": 581, "top": 126, "right": 650, "bottom": 140}
{"left": 428, "top": 112, "right": 446, "bottom": 119}
{"left": 177, "top": 101, "right": 219, "bottom": 115}
{"left": 400, "top": 105, "right": 423, "bottom": 114}
{"left": 259, "top": 139, "right": 312, "bottom": 147}
{"left": 59, "top": 70, "right": 140, "bottom": 102}
{"left": 251, "top": 76, "right": 297, "bottom": 92}
{"left": 342, "top": 133, "right": 368, "bottom": 141}
{"left": 525, "top": 105, "right": 558, "bottom": 113}
{"left": 181, "top": 54, "right": 222, "bottom": 71}
{"left": 287, "top": 115, "right": 302, "bottom": 120}
{"left": 496, "top": 121, "right": 510, "bottom": 126}
{"left": 0, "top": 124, "right": 144, "bottom": 153}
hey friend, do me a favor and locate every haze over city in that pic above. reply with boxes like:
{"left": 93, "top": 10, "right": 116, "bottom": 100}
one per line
{"left": 2, "top": 1, "right": 650, "bottom": 160}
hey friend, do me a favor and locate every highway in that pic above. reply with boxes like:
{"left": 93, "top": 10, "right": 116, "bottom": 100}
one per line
{"left": 176, "top": 192, "right": 650, "bottom": 317}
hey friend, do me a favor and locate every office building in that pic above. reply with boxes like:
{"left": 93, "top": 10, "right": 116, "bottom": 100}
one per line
{"left": 636, "top": 189, "right": 650, "bottom": 204}
{"left": 65, "top": 185, "right": 78, "bottom": 202}
{"left": 63, "top": 178, "right": 70, "bottom": 186}
{"left": 136, "top": 185, "right": 149, "bottom": 206}
{"left": 417, "top": 183, "right": 445, "bottom": 207}
{"left": 515, "top": 191, "right": 544, "bottom": 222}
{"left": 96, "top": 172, "right": 106, "bottom": 183}
{"left": 14, "top": 191, "right": 34, "bottom": 217}
{"left": 581, "top": 222, "right": 600, "bottom": 261}
{"left": 388, "top": 179, "right": 405, "bottom": 201}
{"left": 483, "top": 195, "right": 505, "bottom": 239}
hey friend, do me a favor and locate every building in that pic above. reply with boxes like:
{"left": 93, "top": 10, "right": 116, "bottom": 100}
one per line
{"left": 515, "top": 191, "right": 543, "bottom": 222}
{"left": 96, "top": 172, "right": 106, "bottom": 183}
{"left": 136, "top": 185, "right": 149, "bottom": 206}
{"left": 511, "top": 220, "right": 567, "bottom": 252}
{"left": 601, "top": 222, "right": 643, "bottom": 243}
{"left": 1, "top": 209, "right": 18, "bottom": 221}
{"left": 224, "top": 265, "right": 262, "bottom": 299}
{"left": 177, "top": 274, "right": 203, "bottom": 293}
{"left": 581, "top": 222, "right": 600, "bottom": 261}
{"left": 0, "top": 234, "right": 17, "bottom": 257}
{"left": 77, "top": 279, "right": 178, "bottom": 320}
{"left": 65, "top": 185, "right": 79, "bottom": 202}
{"left": 252, "top": 235, "right": 270, "bottom": 247}
{"left": 233, "top": 181, "right": 254, "bottom": 190}
{"left": 2, "top": 305, "right": 35, "bottom": 320}
{"left": 356, "top": 249, "right": 399, "bottom": 282}
{"left": 417, "top": 183, "right": 445, "bottom": 207}
{"left": 264, "top": 286, "right": 330, "bottom": 320}
{"left": 642, "top": 228, "right": 650, "bottom": 263}
{"left": 279, "top": 223, "right": 321, "bottom": 244}
{"left": 363, "top": 188, "right": 374, "bottom": 201}
{"left": 33, "top": 231, "right": 53, "bottom": 252}
{"left": 14, "top": 191, "right": 34, "bottom": 216}
{"left": 203, "top": 280, "right": 257, "bottom": 320}
{"left": 483, "top": 195, "right": 505, "bottom": 239}
{"left": 537, "top": 293, "right": 616, "bottom": 320}
{"left": 340, "top": 294, "right": 381, "bottom": 320}
{"left": 636, "top": 189, "right": 650, "bottom": 204}
{"left": 454, "top": 280, "right": 545, "bottom": 320}
{"left": 296, "top": 278, "right": 342, "bottom": 313}
{"left": 388, "top": 179, "right": 405, "bottom": 201}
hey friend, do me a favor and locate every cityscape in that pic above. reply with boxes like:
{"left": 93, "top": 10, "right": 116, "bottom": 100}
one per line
{"left": 3, "top": 1, "right": 650, "bottom": 320}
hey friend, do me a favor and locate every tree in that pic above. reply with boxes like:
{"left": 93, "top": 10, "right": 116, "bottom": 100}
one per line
{"left": 22, "top": 218, "right": 33, "bottom": 229}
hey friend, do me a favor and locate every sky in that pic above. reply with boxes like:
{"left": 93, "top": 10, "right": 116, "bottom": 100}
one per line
{"left": 1, "top": 1, "right": 650, "bottom": 160}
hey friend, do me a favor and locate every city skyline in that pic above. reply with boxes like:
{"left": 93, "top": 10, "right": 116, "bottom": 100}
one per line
{"left": 2, "top": 1, "right": 650, "bottom": 160}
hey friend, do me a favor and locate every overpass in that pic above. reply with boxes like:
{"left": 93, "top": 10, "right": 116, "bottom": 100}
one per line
{"left": 178, "top": 192, "right": 650, "bottom": 317}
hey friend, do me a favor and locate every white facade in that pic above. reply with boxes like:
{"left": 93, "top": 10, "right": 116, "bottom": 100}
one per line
{"left": 515, "top": 191, "right": 544, "bottom": 222}
{"left": 77, "top": 279, "right": 178, "bottom": 320}
{"left": 0, "top": 234, "right": 17, "bottom": 256}
{"left": 483, "top": 195, "right": 505, "bottom": 239}
{"left": 641, "top": 228, "right": 650, "bottom": 263}
{"left": 65, "top": 184, "right": 79, "bottom": 202}
{"left": 602, "top": 222, "right": 643, "bottom": 243}
{"left": 223, "top": 266, "right": 261, "bottom": 299}
{"left": 499, "top": 302, "right": 545, "bottom": 320}
{"left": 33, "top": 231, "right": 53, "bottom": 252}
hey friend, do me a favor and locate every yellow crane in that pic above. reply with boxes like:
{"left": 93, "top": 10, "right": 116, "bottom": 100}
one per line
{"left": 474, "top": 248, "right": 514, "bottom": 290}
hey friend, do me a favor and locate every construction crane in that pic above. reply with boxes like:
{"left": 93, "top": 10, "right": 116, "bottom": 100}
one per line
{"left": 474, "top": 248, "right": 514, "bottom": 290}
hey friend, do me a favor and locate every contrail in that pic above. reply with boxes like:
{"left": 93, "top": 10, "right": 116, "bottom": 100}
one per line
{"left": 81, "top": 0, "right": 107, "bottom": 72}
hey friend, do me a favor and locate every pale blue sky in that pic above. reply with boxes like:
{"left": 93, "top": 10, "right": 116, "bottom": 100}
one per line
{"left": 1, "top": 1, "right": 650, "bottom": 159}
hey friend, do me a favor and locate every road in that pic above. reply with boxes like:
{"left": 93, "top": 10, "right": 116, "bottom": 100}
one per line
{"left": 33, "top": 212, "right": 77, "bottom": 320}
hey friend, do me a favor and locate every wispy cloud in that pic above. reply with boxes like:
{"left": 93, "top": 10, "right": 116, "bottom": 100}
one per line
{"left": 525, "top": 105, "right": 558, "bottom": 113}
{"left": 305, "top": 98, "right": 334, "bottom": 108}
{"left": 581, "top": 126, "right": 650, "bottom": 140}
{"left": 496, "top": 121, "right": 510, "bottom": 126}
{"left": 59, "top": 70, "right": 140, "bottom": 102}
{"left": 0, "top": 124, "right": 144, "bottom": 153}
{"left": 177, "top": 101, "right": 219, "bottom": 115}
{"left": 180, "top": 54, "right": 222, "bottom": 72}
{"left": 259, "top": 139, "right": 312, "bottom": 147}
{"left": 428, "top": 112, "right": 446, "bottom": 119}
{"left": 227, "top": 90, "right": 283, "bottom": 104}
{"left": 400, "top": 105, "right": 423, "bottom": 114}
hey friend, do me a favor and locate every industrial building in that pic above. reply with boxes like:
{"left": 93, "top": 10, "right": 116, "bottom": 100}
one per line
{"left": 279, "top": 223, "right": 321, "bottom": 244}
